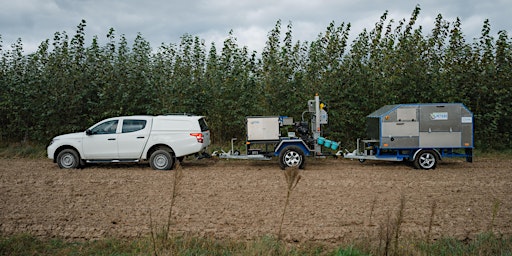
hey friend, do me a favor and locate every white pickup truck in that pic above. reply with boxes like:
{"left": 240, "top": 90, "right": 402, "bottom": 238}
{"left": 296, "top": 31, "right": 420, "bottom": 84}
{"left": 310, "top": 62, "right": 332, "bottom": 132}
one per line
{"left": 47, "top": 115, "right": 211, "bottom": 170}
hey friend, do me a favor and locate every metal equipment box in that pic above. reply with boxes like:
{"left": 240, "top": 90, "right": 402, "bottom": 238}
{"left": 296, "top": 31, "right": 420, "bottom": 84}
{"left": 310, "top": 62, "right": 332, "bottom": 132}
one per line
{"left": 366, "top": 103, "right": 473, "bottom": 149}
{"left": 246, "top": 117, "right": 280, "bottom": 141}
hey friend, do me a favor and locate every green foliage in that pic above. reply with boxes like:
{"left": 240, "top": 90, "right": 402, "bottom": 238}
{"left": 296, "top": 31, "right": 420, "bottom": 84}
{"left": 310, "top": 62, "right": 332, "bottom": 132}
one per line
{"left": 418, "top": 233, "right": 512, "bottom": 256}
{"left": 2, "top": 232, "right": 510, "bottom": 256}
{"left": 1, "top": 6, "right": 511, "bottom": 149}
{"left": 0, "top": 233, "right": 148, "bottom": 256}
{"left": 0, "top": 142, "right": 46, "bottom": 158}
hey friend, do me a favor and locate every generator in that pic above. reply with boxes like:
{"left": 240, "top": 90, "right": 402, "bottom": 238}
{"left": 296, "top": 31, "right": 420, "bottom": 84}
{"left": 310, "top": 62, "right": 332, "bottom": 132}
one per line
{"left": 344, "top": 103, "right": 474, "bottom": 169}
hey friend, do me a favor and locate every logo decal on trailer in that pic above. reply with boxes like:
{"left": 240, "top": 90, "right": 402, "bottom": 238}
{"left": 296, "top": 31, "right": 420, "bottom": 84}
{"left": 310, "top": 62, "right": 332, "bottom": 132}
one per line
{"left": 430, "top": 112, "right": 448, "bottom": 120}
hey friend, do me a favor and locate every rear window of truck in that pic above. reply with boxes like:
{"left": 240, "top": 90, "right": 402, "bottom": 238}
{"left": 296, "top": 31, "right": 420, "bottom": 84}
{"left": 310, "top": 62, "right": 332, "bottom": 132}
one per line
{"left": 199, "top": 118, "right": 209, "bottom": 132}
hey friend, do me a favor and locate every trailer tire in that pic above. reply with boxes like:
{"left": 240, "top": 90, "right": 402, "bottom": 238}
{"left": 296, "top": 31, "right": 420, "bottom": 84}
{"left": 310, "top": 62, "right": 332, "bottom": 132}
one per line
{"left": 279, "top": 146, "right": 305, "bottom": 170}
{"left": 413, "top": 150, "right": 438, "bottom": 170}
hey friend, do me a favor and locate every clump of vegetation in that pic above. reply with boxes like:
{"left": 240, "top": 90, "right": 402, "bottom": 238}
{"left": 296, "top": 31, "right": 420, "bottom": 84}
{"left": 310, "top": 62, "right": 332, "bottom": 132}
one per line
{"left": 148, "top": 161, "right": 184, "bottom": 255}
{"left": 0, "top": 142, "right": 46, "bottom": 158}
{"left": 278, "top": 167, "right": 302, "bottom": 240}
{"left": 426, "top": 199, "right": 437, "bottom": 244}
{"left": 2, "top": 232, "right": 511, "bottom": 255}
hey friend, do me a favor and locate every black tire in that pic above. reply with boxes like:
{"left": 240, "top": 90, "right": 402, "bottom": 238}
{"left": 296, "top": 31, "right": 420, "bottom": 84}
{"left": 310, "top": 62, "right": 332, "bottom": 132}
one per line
{"left": 278, "top": 146, "right": 305, "bottom": 170}
{"left": 149, "top": 149, "right": 175, "bottom": 170}
{"left": 465, "top": 148, "right": 473, "bottom": 163}
{"left": 413, "top": 150, "right": 438, "bottom": 170}
{"left": 57, "top": 149, "right": 80, "bottom": 169}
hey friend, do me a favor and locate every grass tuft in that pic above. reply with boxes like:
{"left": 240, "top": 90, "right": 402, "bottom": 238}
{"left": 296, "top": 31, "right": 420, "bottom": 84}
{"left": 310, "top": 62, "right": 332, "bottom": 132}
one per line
{"left": 0, "top": 142, "right": 46, "bottom": 158}
{"left": 278, "top": 167, "right": 302, "bottom": 240}
{"left": 426, "top": 199, "right": 437, "bottom": 244}
{"left": 1, "top": 232, "right": 511, "bottom": 255}
{"left": 148, "top": 161, "right": 184, "bottom": 255}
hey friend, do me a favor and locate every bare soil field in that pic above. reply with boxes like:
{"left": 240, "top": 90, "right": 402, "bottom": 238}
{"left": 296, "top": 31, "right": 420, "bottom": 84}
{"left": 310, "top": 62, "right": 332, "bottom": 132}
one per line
{"left": 1, "top": 156, "right": 511, "bottom": 245}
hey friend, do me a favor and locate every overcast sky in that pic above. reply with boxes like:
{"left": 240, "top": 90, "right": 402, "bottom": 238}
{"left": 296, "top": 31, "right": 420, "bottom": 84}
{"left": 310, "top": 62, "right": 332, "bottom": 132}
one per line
{"left": 1, "top": 0, "right": 510, "bottom": 54}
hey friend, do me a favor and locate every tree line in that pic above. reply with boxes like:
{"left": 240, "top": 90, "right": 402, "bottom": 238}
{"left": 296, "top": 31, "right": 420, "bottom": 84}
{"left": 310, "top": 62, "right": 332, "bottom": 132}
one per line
{"left": 1, "top": 6, "right": 511, "bottom": 150}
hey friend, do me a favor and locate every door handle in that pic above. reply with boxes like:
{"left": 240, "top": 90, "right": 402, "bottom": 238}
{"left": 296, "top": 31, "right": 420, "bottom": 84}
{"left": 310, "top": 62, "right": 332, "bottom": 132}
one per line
{"left": 137, "top": 136, "right": 145, "bottom": 139}
{"left": 108, "top": 138, "right": 116, "bottom": 141}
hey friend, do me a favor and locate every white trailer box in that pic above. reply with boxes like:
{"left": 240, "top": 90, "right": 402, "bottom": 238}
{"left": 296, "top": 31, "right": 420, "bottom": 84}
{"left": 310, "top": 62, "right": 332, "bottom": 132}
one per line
{"left": 246, "top": 117, "right": 280, "bottom": 141}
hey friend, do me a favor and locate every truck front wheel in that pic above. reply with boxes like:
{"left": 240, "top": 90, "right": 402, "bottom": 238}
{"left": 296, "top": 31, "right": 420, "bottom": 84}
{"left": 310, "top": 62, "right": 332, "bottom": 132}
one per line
{"left": 150, "top": 149, "right": 175, "bottom": 170}
{"left": 414, "top": 150, "right": 438, "bottom": 170}
{"left": 279, "top": 146, "right": 305, "bottom": 170}
{"left": 57, "top": 149, "right": 80, "bottom": 169}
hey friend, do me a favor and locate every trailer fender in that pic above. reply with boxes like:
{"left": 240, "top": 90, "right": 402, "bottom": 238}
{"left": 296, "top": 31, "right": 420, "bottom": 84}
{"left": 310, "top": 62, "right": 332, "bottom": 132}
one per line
{"left": 412, "top": 148, "right": 441, "bottom": 161}
{"left": 274, "top": 140, "right": 311, "bottom": 156}
{"left": 412, "top": 149, "right": 441, "bottom": 170}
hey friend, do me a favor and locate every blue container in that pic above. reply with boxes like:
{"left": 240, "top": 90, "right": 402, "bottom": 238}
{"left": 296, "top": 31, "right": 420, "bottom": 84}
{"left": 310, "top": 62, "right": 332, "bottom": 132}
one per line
{"left": 324, "top": 139, "right": 332, "bottom": 148}
{"left": 330, "top": 141, "right": 339, "bottom": 150}
{"left": 317, "top": 137, "right": 325, "bottom": 145}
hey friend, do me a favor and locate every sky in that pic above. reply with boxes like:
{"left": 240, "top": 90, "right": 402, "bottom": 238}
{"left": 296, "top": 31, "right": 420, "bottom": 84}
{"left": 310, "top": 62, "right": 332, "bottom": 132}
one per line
{"left": 1, "top": 0, "right": 510, "bottom": 54}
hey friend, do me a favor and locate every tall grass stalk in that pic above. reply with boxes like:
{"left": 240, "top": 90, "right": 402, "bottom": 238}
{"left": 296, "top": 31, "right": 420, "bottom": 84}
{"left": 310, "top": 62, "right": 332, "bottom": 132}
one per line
{"left": 393, "top": 194, "right": 406, "bottom": 254}
{"left": 369, "top": 196, "right": 377, "bottom": 227}
{"left": 149, "top": 209, "right": 157, "bottom": 255}
{"left": 380, "top": 211, "right": 392, "bottom": 256}
{"left": 164, "top": 161, "right": 184, "bottom": 242}
{"left": 377, "top": 194, "right": 406, "bottom": 256}
{"left": 488, "top": 199, "right": 501, "bottom": 233}
{"left": 426, "top": 200, "right": 437, "bottom": 244}
{"left": 278, "top": 168, "right": 302, "bottom": 240}
{"left": 148, "top": 161, "right": 184, "bottom": 256}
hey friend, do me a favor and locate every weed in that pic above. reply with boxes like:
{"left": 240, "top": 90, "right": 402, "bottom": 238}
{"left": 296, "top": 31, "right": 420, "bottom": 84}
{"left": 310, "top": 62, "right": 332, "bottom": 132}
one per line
{"left": 278, "top": 167, "right": 302, "bottom": 240}
{"left": 1, "top": 232, "right": 511, "bottom": 255}
{"left": 426, "top": 200, "right": 437, "bottom": 244}
{"left": 488, "top": 199, "right": 501, "bottom": 233}
{"left": 148, "top": 161, "right": 184, "bottom": 255}
{"left": 377, "top": 194, "right": 406, "bottom": 256}
{"left": 0, "top": 142, "right": 46, "bottom": 158}
{"left": 368, "top": 196, "right": 377, "bottom": 227}
{"left": 393, "top": 194, "right": 406, "bottom": 254}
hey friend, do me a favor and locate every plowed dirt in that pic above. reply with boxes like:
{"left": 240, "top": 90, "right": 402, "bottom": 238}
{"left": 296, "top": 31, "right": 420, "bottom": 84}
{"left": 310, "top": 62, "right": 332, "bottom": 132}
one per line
{"left": 1, "top": 157, "right": 511, "bottom": 245}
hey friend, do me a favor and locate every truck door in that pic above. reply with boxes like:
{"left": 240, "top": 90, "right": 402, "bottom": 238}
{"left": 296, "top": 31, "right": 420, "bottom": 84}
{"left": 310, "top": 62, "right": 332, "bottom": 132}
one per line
{"left": 83, "top": 119, "right": 119, "bottom": 159}
{"left": 117, "top": 118, "right": 150, "bottom": 159}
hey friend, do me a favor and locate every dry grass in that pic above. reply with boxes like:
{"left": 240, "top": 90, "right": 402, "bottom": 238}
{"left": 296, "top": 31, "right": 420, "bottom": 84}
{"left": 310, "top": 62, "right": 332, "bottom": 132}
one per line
{"left": 488, "top": 199, "right": 501, "bottom": 233}
{"left": 278, "top": 167, "right": 302, "bottom": 240}
{"left": 426, "top": 199, "right": 437, "bottom": 244}
{"left": 149, "top": 161, "right": 184, "bottom": 256}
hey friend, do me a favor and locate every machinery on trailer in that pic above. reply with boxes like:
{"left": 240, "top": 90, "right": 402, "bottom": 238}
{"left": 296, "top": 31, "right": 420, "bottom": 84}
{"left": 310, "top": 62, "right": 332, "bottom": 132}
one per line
{"left": 343, "top": 103, "right": 474, "bottom": 169}
{"left": 214, "top": 94, "right": 338, "bottom": 169}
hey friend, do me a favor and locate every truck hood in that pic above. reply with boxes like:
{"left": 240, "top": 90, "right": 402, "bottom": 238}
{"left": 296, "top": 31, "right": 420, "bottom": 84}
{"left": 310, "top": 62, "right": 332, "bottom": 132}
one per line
{"left": 52, "top": 132, "right": 85, "bottom": 140}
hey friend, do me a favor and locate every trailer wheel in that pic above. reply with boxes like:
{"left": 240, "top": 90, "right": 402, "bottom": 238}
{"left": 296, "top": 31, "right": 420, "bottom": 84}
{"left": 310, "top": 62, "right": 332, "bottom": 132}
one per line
{"left": 414, "top": 150, "right": 438, "bottom": 170}
{"left": 279, "top": 146, "right": 305, "bottom": 170}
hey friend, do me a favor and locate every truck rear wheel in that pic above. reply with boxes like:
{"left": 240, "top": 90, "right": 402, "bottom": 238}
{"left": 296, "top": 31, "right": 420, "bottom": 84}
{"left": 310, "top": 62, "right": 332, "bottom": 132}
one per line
{"left": 150, "top": 149, "right": 175, "bottom": 170}
{"left": 414, "top": 150, "right": 438, "bottom": 170}
{"left": 279, "top": 146, "right": 305, "bottom": 170}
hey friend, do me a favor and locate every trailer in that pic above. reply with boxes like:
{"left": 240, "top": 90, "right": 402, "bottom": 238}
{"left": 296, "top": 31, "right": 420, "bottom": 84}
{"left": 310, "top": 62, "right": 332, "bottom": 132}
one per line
{"left": 343, "top": 103, "right": 474, "bottom": 169}
{"left": 213, "top": 94, "right": 338, "bottom": 169}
